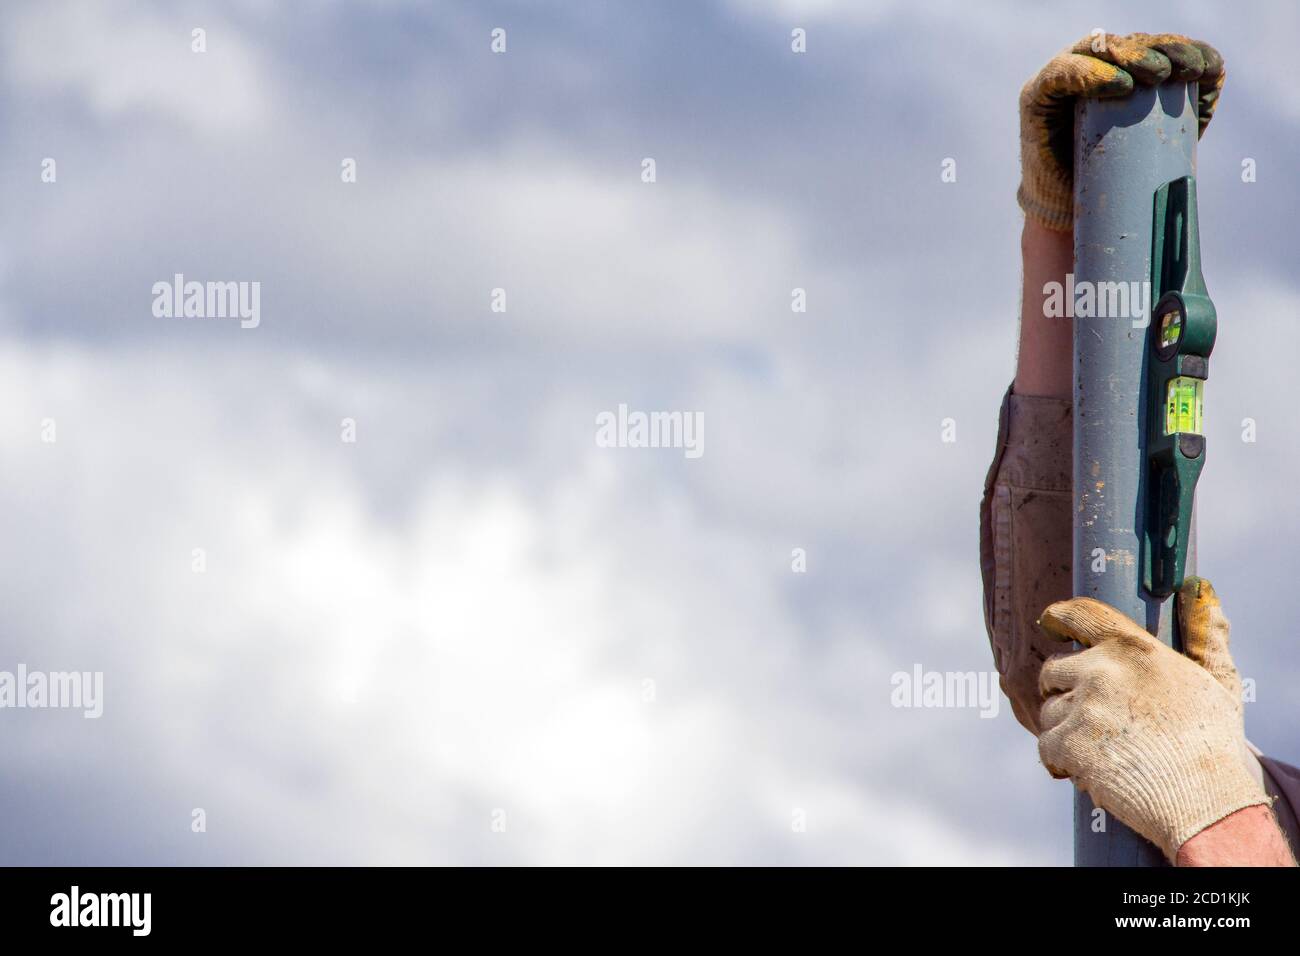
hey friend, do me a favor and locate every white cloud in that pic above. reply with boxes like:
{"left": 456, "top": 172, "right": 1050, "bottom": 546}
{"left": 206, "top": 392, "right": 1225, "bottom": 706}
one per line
{"left": 0, "top": 339, "right": 1038, "bottom": 863}
{"left": 5, "top": 0, "right": 270, "bottom": 135}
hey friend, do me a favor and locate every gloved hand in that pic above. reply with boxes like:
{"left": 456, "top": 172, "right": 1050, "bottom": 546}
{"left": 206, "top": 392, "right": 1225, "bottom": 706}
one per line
{"left": 1018, "top": 32, "right": 1226, "bottom": 231}
{"left": 1036, "top": 577, "right": 1267, "bottom": 862}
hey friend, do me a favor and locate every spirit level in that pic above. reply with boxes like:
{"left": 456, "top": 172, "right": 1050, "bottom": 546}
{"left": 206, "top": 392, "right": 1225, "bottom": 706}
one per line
{"left": 1143, "top": 176, "right": 1217, "bottom": 601}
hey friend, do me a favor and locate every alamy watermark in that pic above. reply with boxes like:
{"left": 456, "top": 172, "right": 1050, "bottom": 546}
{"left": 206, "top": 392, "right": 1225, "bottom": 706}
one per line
{"left": 1043, "top": 273, "right": 1150, "bottom": 328}
{"left": 0, "top": 665, "right": 103, "bottom": 718}
{"left": 595, "top": 404, "right": 704, "bottom": 459}
{"left": 50, "top": 886, "right": 150, "bottom": 936}
{"left": 152, "top": 274, "right": 261, "bottom": 329}
{"left": 891, "top": 665, "right": 999, "bottom": 718}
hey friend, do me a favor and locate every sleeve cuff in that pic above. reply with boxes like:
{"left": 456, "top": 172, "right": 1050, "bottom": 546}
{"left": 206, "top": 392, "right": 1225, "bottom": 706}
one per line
{"left": 998, "top": 388, "right": 1073, "bottom": 492}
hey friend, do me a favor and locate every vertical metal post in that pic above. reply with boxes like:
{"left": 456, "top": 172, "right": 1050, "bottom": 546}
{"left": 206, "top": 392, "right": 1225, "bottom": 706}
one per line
{"left": 1071, "top": 82, "right": 1198, "bottom": 866}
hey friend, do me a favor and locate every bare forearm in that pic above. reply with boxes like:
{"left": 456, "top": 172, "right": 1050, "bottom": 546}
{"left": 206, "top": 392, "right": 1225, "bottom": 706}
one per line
{"left": 1176, "top": 805, "right": 1297, "bottom": 867}
{"left": 1015, "top": 218, "right": 1073, "bottom": 400}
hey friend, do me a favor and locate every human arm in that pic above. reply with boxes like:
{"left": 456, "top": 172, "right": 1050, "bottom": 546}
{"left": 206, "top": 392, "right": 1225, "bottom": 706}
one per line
{"left": 1177, "top": 805, "right": 1295, "bottom": 866}
{"left": 983, "top": 31, "right": 1227, "bottom": 734}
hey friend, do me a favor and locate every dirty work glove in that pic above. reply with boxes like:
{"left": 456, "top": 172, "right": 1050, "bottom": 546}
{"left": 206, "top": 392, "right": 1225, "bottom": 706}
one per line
{"left": 1018, "top": 32, "right": 1226, "bottom": 231}
{"left": 1036, "top": 577, "right": 1266, "bottom": 862}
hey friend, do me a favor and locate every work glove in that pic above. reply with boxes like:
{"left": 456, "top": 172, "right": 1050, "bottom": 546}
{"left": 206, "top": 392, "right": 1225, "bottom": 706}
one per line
{"left": 1036, "top": 577, "right": 1267, "bottom": 862}
{"left": 1018, "top": 32, "right": 1226, "bottom": 231}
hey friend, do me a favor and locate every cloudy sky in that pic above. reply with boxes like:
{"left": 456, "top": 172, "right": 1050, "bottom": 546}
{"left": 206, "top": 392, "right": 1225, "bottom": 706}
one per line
{"left": 1, "top": 0, "right": 1297, "bottom": 865}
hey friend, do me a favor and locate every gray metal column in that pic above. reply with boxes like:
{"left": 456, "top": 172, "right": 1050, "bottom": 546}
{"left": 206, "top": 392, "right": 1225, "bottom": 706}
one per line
{"left": 1071, "top": 82, "right": 1198, "bottom": 866}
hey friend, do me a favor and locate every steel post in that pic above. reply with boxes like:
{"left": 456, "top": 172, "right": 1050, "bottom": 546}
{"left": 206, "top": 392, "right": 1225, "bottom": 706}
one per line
{"left": 1071, "top": 82, "right": 1199, "bottom": 867}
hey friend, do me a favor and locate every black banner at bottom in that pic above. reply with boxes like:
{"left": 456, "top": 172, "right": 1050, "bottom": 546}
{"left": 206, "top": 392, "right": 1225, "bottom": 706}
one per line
{"left": 0, "top": 865, "right": 1291, "bottom": 941}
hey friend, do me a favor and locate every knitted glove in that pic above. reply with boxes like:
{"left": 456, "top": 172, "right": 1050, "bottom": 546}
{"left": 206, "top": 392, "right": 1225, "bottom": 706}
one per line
{"left": 1019, "top": 32, "right": 1226, "bottom": 231}
{"left": 1036, "top": 577, "right": 1266, "bottom": 862}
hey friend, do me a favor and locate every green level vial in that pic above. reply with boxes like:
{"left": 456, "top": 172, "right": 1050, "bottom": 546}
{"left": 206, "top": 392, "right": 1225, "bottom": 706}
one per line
{"left": 1164, "top": 376, "right": 1204, "bottom": 436}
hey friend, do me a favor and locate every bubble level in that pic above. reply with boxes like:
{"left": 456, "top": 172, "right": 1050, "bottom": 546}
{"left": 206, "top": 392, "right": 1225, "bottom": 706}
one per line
{"left": 1164, "top": 376, "right": 1204, "bottom": 435}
